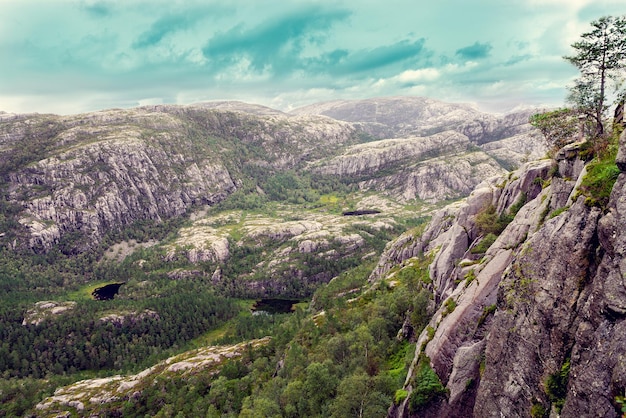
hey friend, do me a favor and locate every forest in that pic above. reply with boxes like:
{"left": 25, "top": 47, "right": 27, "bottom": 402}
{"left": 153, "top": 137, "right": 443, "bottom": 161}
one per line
{"left": 0, "top": 162, "right": 434, "bottom": 417}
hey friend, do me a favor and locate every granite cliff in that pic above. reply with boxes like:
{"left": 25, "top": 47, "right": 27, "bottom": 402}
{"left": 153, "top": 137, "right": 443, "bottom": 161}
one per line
{"left": 380, "top": 130, "right": 626, "bottom": 417}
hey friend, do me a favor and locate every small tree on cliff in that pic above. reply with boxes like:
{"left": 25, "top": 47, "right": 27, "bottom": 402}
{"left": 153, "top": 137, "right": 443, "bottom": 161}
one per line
{"left": 565, "top": 15, "right": 626, "bottom": 137}
{"left": 529, "top": 108, "right": 579, "bottom": 150}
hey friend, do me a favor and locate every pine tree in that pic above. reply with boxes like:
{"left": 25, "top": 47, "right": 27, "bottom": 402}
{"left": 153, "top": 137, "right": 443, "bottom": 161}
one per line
{"left": 565, "top": 16, "right": 626, "bottom": 136}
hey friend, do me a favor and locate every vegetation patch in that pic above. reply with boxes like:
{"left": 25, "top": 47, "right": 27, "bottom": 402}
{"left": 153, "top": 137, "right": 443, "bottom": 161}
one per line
{"left": 548, "top": 206, "right": 570, "bottom": 219}
{"left": 471, "top": 233, "right": 497, "bottom": 254}
{"left": 409, "top": 354, "right": 448, "bottom": 413}
{"left": 477, "top": 304, "right": 497, "bottom": 327}
{"left": 464, "top": 269, "right": 477, "bottom": 287}
{"left": 579, "top": 160, "right": 619, "bottom": 209}
{"left": 395, "top": 389, "right": 409, "bottom": 404}
{"left": 442, "top": 298, "right": 457, "bottom": 317}
{"left": 544, "top": 358, "right": 570, "bottom": 414}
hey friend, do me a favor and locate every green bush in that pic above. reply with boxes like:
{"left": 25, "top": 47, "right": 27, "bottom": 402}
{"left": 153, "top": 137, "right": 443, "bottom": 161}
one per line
{"left": 409, "top": 355, "right": 447, "bottom": 413}
{"left": 576, "top": 129, "right": 620, "bottom": 209}
{"left": 545, "top": 358, "right": 570, "bottom": 413}
{"left": 579, "top": 161, "right": 619, "bottom": 209}
{"left": 394, "top": 389, "right": 409, "bottom": 404}
{"left": 548, "top": 206, "right": 570, "bottom": 219}
{"left": 464, "top": 269, "right": 476, "bottom": 286}
{"left": 471, "top": 233, "right": 497, "bottom": 254}
{"left": 530, "top": 401, "right": 548, "bottom": 418}
{"left": 477, "top": 304, "right": 497, "bottom": 327}
{"left": 442, "top": 298, "right": 457, "bottom": 317}
{"left": 529, "top": 108, "right": 578, "bottom": 150}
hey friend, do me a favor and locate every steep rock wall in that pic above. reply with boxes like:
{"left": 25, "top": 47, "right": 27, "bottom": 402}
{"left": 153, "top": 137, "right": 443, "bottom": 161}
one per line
{"left": 384, "top": 132, "right": 625, "bottom": 417}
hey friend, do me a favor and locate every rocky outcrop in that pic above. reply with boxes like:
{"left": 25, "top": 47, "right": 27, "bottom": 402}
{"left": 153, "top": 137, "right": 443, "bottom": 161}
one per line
{"left": 0, "top": 105, "right": 360, "bottom": 252}
{"left": 380, "top": 135, "right": 612, "bottom": 416}
{"left": 1, "top": 98, "right": 545, "bottom": 253}
{"left": 35, "top": 338, "right": 271, "bottom": 417}
{"left": 22, "top": 301, "right": 77, "bottom": 326}
{"left": 385, "top": 130, "right": 626, "bottom": 418}
{"left": 311, "top": 131, "right": 507, "bottom": 202}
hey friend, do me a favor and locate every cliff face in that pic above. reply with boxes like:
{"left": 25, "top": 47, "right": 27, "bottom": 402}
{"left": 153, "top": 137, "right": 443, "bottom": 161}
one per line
{"left": 309, "top": 131, "right": 506, "bottom": 203}
{"left": 384, "top": 130, "right": 626, "bottom": 417}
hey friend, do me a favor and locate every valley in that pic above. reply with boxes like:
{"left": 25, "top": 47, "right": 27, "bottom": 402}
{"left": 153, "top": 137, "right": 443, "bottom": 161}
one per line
{"left": 5, "top": 96, "right": 622, "bottom": 417}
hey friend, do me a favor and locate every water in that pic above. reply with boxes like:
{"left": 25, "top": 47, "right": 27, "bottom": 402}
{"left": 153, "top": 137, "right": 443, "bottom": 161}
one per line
{"left": 252, "top": 298, "right": 299, "bottom": 314}
{"left": 92, "top": 282, "right": 125, "bottom": 300}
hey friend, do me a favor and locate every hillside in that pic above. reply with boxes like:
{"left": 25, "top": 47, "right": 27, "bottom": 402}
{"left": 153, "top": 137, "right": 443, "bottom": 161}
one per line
{"left": 0, "top": 97, "right": 558, "bottom": 417}
{"left": 0, "top": 98, "right": 543, "bottom": 255}
{"left": 27, "top": 129, "right": 626, "bottom": 418}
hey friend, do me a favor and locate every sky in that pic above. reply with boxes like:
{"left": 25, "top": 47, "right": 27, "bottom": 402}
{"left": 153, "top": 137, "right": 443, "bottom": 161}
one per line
{"left": 0, "top": 0, "right": 624, "bottom": 115}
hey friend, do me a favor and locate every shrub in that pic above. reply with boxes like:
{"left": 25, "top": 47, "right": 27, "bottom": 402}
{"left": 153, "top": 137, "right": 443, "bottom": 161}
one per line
{"left": 471, "top": 233, "right": 497, "bottom": 254}
{"left": 576, "top": 128, "right": 620, "bottom": 209}
{"left": 409, "top": 355, "right": 447, "bottom": 413}
{"left": 545, "top": 358, "right": 570, "bottom": 413}
{"left": 530, "top": 401, "right": 548, "bottom": 418}
{"left": 529, "top": 108, "right": 578, "bottom": 150}
{"left": 464, "top": 269, "right": 476, "bottom": 287}
{"left": 394, "top": 389, "right": 409, "bottom": 404}
{"left": 475, "top": 192, "right": 527, "bottom": 236}
{"left": 579, "top": 161, "right": 619, "bottom": 209}
{"left": 477, "top": 304, "right": 497, "bottom": 327}
{"left": 548, "top": 206, "right": 570, "bottom": 219}
{"left": 442, "top": 298, "right": 457, "bottom": 317}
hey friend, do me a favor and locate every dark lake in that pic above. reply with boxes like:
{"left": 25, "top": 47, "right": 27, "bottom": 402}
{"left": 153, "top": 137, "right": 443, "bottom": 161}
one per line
{"left": 342, "top": 209, "right": 381, "bottom": 216}
{"left": 92, "top": 282, "right": 125, "bottom": 300}
{"left": 252, "top": 299, "right": 299, "bottom": 314}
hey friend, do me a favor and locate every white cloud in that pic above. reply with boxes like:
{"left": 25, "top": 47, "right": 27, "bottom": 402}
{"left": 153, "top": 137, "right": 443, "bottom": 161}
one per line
{"left": 396, "top": 68, "right": 440, "bottom": 83}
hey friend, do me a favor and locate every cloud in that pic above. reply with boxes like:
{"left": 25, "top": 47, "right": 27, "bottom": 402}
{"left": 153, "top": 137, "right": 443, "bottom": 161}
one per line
{"left": 325, "top": 38, "right": 430, "bottom": 75}
{"left": 504, "top": 54, "right": 533, "bottom": 66}
{"left": 455, "top": 42, "right": 493, "bottom": 60}
{"left": 134, "top": 13, "right": 203, "bottom": 48}
{"left": 79, "top": 0, "right": 113, "bottom": 18}
{"left": 395, "top": 68, "right": 440, "bottom": 84}
{"left": 202, "top": 7, "right": 350, "bottom": 75}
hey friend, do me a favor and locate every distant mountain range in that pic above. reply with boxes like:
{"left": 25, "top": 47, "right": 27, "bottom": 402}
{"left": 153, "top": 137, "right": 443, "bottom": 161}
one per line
{"left": 0, "top": 96, "right": 545, "bottom": 253}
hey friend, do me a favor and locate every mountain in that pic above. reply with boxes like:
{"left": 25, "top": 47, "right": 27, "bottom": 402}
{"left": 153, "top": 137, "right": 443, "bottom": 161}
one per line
{"left": 23, "top": 118, "right": 626, "bottom": 418}
{"left": 373, "top": 132, "right": 626, "bottom": 417}
{"left": 2, "top": 96, "right": 567, "bottom": 417}
{"left": 292, "top": 96, "right": 545, "bottom": 169}
{"left": 0, "top": 97, "right": 544, "bottom": 254}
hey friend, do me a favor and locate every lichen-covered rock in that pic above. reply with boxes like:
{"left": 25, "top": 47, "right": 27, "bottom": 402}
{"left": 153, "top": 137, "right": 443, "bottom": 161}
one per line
{"left": 0, "top": 105, "right": 360, "bottom": 253}
{"left": 311, "top": 131, "right": 507, "bottom": 203}
{"left": 474, "top": 199, "right": 601, "bottom": 417}
{"left": 22, "top": 301, "right": 77, "bottom": 326}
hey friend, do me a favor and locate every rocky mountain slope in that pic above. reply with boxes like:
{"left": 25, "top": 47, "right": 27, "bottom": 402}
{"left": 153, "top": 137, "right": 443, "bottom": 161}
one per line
{"left": 373, "top": 130, "right": 626, "bottom": 417}
{"left": 293, "top": 96, "right": 544, "bottom": 169}
{"left": 10, "top": 97, "right": 626, "bottom": 417}
{"left": 0, "top": 105, "right": 357, "bottom": 252}
{"left": 0, "top": 97, "right": 544, "bottom": 254}
{"left": 27, "top": 131, "right": 625, "bottom": 417}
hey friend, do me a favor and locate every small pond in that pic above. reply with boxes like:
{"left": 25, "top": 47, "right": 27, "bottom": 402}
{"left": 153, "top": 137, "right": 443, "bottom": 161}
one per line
{"left": 92, "top": 282, "right": 125, "bottom": 301}
{"left": 342, "top": 209, "right": 381, "bottom": 216}
{"left": 252, "top": 299, "right": 300, "bottom": 314}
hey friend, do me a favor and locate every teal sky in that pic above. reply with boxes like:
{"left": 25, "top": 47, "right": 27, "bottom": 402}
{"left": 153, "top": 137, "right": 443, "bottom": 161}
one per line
{"left": 0, "top": 0, "right": 624, "bottom": 115}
